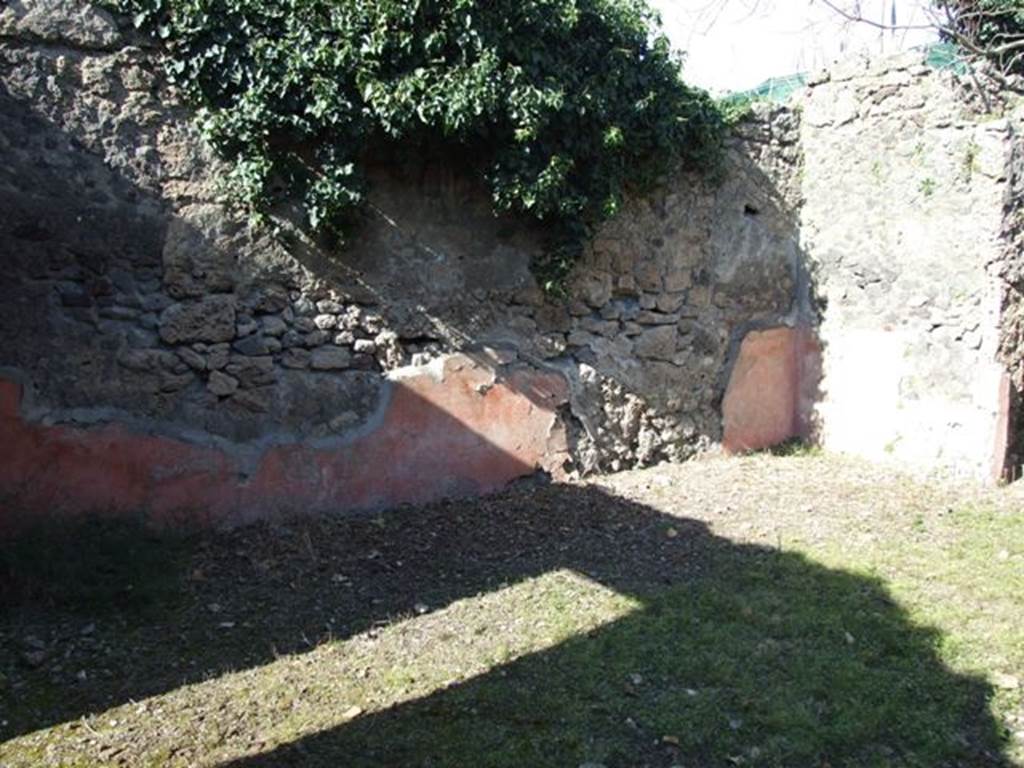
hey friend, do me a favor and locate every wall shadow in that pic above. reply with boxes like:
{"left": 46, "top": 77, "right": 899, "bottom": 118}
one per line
{"left": 210, "top": 491, "right": 1007, "bottom": 768}
{"left": 2, "top": 481, "right": 1011, "bottom": 766}
{"left": 292, "top": 115, "right": 828, "bottom": 463}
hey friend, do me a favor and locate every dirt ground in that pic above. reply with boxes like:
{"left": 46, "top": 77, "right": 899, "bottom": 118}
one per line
{"left": 1, "top": 453, "right": 1022, "bottom": 767}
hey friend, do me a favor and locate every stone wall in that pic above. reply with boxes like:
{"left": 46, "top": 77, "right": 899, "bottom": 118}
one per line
{"left": 799, "top": 52, "right": 1023, "bottom": 481}
{"left": 0, "top": 0, "right": 1020, "bottom": 529}
{"left": 0, "top": 0, "right": 808, "bottom": 527}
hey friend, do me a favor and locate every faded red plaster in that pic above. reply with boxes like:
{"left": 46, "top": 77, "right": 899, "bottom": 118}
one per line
{"left": 992, "top": 372, "right": 1013, "bottom": 483}
{"left": 0, "top": 356, "right": 569, "bottom": 531}
{"left": 722, "top": 326, "right": 821, "bottom": 454}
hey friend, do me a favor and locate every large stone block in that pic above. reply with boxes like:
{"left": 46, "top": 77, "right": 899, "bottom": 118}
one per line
{"left": 0, "top": 0, "right": 121, "bottom": 49}
{"left": 159, "top": 297, "right": 237, "bottom": 344}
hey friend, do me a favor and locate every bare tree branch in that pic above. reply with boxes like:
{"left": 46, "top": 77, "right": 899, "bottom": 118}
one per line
{"left": 816, "top": 0, "right": 937, "bottom": 31}
{"left": 814, "top": 0, "right": 1024, "bottom": 90}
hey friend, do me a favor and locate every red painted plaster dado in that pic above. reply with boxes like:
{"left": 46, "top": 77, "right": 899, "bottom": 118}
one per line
{"left": 722, "top": 326, "right": 822, "bottom": 454}
{"left": 0, "top": 356, "right": 569, "bottom": 530}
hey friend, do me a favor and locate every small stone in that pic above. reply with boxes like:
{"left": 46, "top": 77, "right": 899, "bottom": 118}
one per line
{"left": 578, "top": 273, "right": 611, "bottom": 308}
{"left": 535, "top": 305, "right": 572, "bottom": 333}
{"left": 314, "top": 314, "right": 338, "bottom": 330}
{"left": 634, "top": 326, "right": 677, "bottom": 361}
{"left": 361, "top": 312, "right": 385, "bottom": 335}
{"left": 117, "top": 349, "right": 167, "bottom": 372}
{"left": 261, "top": 316, "right": 288, "bottom": 337}
{"left": 141, "top": 293, "right": 173, "bottom": 312}
{"left": 614, "top": 274, "right": 638, "bottom": 296}
{"left": 636, "top": 311, "right": 678, "bottom": 326}
{"left": 579, "top": 318, "right": 619, "bottom": 337}
{"left": 311, "top": 347, "right": 352, "bottom": 370}
{"left": 342, "top": 705, "right": 364, "bottom": 720}
{"left": 534, "top": 334, "right": 567, "bottom": 359}
{"left": 253, "top": 287, "right": 289, "bottom": 314}
{"left": 689, "top": 285, "right": 712, "bottom": 307}
{"left": 230, "top": 388, "right": 271, "bottom": 413}
{"left": 350, "top": 354, "right": 377, "bottom": 370}
{"left": 336, "top": 308, "right": 359, "bottom": 329}
{"left": 353, "top": 339, "right": 377, "bottom": 355}
{"left": 656, "top": 293, "right": 686, "bottom": 314}
{"left": 177, "top": 348, "right": 206, "bottom": 371}
{"left": 513, "top": 285, "right": 545, "bottom": 307}
{"left": 317, "top": 299, "right": 344, "bottom": 314}
{"left": 206, "top": 344, "right": 231, "bottom": 370}
{"left": 663, "top": 267, "right": 693, "bottom": 293}
{"left": 235, "top": 317, "right": 258, "bottom": 337}
{"left": 568, "top": 300, "right": 592, "bottom": 317}
{"left": 634, "top": 261, "right": 662, "bottom": 292}
{"left": 304, "top": 330, "right": 330, "bottom": 347}
{"left": 207, "top": 371, "right": 239, "bottom": 397}
{"left": 292, "top": 297, "right": 316, "bottom": 316}
{"left": 233, "top": 334, "right": 281, "bottom": 356}
{"left": 567, "top": 329, "right": 598, "bottom": 348}
{"left": 225, "top": 356, "right": 275, "bottom": 388}
{"left": 281, "top": 349, "right": 311, "bottom": 369}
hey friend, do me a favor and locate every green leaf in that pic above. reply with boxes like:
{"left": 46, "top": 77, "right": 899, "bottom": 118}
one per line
{"left": 103, "top": 0, "right": 725, "bottom": 291}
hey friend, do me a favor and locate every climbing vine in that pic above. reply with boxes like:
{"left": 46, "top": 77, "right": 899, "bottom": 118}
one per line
{"left": 102, "top": 0, "right": 725, "bottom": 289}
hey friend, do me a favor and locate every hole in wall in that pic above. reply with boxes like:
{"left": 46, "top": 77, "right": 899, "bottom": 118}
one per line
{"left": 743, "top": 204, "right": 760, "bottom": 217}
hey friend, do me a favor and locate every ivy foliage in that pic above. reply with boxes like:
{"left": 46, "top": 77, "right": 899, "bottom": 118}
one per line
{"left": 102, "top": 0, "right": 725, "bottom": 289}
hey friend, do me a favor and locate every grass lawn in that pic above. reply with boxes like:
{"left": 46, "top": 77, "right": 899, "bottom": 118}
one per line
{"left": 1, "top": 454, "right": 1022, "bottom": 767}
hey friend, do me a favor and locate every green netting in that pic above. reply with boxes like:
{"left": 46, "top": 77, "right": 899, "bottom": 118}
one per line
{"left": 721, "top": 42, "right": 969, "bottom": 106}
{"left": 923, "top": 41, "right": 970, "bottom": 74}
{"left": 726, "top": 73, "right": 809, "bottom": 105}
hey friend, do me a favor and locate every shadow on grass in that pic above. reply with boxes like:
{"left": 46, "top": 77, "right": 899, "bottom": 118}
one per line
{"left": 1, "top": 484, "right": 1011, "bottom": 767}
